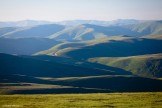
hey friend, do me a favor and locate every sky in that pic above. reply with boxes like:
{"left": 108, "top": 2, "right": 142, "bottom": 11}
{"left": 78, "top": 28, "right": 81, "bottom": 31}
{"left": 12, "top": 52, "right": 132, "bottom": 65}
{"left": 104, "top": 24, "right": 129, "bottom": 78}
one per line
{"left": 0, "top": 0, "right": 162, "bottom": 21}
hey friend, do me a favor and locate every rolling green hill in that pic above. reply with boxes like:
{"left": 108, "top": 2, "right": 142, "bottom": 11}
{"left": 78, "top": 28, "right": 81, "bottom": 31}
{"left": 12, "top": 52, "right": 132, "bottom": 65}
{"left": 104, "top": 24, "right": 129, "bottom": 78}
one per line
{"left": 1, "top": 52, "right": 162, "bottom": 93}
{"left": 88, "top": 54, "right": 162, "bottom": 78}
{"left": 34, "top": 41, "right": 87, "bottom": 55}
{"left": 0, "top": 53, "right": 136, "bottom": 94}
{"left": 38, "top": 35, "right": 162, "bottom": 60}
{"left": 35, "top": 36, "right": 134, "bottom": 56}
{"left": 34, "top": 35, "right": 162, "bottom": 78}
{"left": 24, "top": 55, "right": 131, "bottom": 75}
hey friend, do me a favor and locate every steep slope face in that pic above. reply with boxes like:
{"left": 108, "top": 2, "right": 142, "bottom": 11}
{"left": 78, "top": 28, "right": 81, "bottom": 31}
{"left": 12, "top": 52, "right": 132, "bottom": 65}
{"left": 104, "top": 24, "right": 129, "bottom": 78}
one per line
{"left": 34, "top": 42, "right": 87, "bottom": 55}
{"left": 0, "top": 20, "right": 162, "bottom": 41}
{"left": 0, "top": 27, "right": 18, "bottom": 36}
{"left": 88, "top": 54, "right": 162, "bottom": 78}
{"left": 49, "top": 21, "right": 162, "bottom": 41}
{"left": 48, "top": 24, "right": 139, "bottom": 41}
{"left": 1, "top": 24, "right": 65, "bottom": 38}
{"left": 48, "top": 25, "right": 108, "bottom": 41}
{"left": 83, "top": 24, "right": 139, "bottom": 36}
{"left": 0, "top": 38, "right": 61, "bottom": 55}
{"left": 124, "top": 21, "right": 162, "bottom": 36}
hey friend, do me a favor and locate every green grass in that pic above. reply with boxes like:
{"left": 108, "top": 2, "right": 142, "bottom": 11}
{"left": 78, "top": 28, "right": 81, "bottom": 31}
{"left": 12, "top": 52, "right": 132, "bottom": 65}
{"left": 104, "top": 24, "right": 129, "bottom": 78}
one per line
{"left": 88, "top": 54, "right": 162, "bottom": 78}
{"left": 34, "top": 36, "right": 134, "bottom": 56}
{"left": 1, "top": 92, "right": 162, "bottom": 108}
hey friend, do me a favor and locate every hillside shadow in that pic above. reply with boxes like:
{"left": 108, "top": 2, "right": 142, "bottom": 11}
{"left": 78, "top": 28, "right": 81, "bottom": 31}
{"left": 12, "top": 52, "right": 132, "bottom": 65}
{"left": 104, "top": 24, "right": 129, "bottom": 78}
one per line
{"left": 1, "top": 53, "right": 120, "bottom": 78}
{"left": 7, "top": 88, "right": 110, "bottom": 94}
{"left": 84, "top": 24, "right": 140, "bottom": 36}
{"left": 25, "top": 55, "right": 132, "bottom": 75}
{"left": 1, "top": 74, "right": 162, "bottom": 94}
{"left": 1, "top": 53, "right": 162, "bottom": 94}
{"left": 64, "top": 38, "right": 162, "bottom": 59}
{"left": 57, "top": 76, "right": 162, "bottom": 92}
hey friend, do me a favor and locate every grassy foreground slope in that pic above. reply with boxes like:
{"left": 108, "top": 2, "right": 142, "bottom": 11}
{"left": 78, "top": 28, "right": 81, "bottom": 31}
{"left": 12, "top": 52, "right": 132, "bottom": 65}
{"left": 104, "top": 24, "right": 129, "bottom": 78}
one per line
{"left": 1, "top": 92, "right": 162, "bottom": 108}
{"left": 88, "top": 54, "right": 162, "bottom": 78}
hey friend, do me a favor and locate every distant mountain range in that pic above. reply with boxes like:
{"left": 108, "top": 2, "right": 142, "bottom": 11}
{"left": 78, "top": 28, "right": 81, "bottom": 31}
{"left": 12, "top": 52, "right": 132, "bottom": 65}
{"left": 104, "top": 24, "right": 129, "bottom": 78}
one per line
{"left": 0, "top": 20, "right": 52, "bottom": 28}
{"left": 0, "top": 20, "right": 162, "bottom": 41}
{"left": 56, "top": 19, "right": 143, "bottom": 26}
{"left": 0, "top": 19, "right": 143, "bottom": 27}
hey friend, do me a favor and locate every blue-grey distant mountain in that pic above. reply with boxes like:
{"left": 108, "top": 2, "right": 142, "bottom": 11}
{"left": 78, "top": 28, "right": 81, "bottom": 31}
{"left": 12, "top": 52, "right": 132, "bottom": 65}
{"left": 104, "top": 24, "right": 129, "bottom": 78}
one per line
{"left": 0, "top": 20, "right": 53, "bottom": 28}
{"left": 49, "top": 21, "right": 162, "bottom": 41}
{"left": 0, "top": 24, "right": 65, "bottom": 38}
{"left": 124, "top": 21, "right": 162, "bottom": 36}
{"left": 0, "top": 20, "right": 162, "bottom": 40}
{"left": 57, "top": 19, "right": 142, "bottom": 26}
{"left": 48, "top": 24, "right": 138, "bottom": 41}
{"left": 0, "top": 38, "right": 61, "bottom": 55}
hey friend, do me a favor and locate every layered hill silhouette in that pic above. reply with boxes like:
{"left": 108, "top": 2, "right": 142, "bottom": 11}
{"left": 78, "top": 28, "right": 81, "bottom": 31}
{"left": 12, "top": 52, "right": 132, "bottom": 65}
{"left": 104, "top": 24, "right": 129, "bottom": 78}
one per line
{"left": 35, "top": 35, "right": 162, "bottom": 78}
{"left": 1, "top": 19, "right": 162, "bottom": 94}
{"left": 0, "top": 20, "right": 162, "bottom": 41}
{"left": 1, "top": 53, "right": 162, "bottom": 94}
{"left": 37, "top": 35, "right": 162, "bottom": 59}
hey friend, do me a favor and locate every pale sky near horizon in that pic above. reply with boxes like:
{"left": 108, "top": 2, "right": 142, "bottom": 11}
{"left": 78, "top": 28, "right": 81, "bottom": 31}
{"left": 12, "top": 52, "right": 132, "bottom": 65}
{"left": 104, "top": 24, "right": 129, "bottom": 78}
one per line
{"left": 0, "top": 0, "right": 162, "bottom": 21}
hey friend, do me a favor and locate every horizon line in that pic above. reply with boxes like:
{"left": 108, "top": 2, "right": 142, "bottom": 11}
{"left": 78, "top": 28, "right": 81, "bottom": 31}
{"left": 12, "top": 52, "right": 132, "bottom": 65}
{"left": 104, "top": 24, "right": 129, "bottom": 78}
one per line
{"left": 0, "top": 19, "right": 162, "bottom": 22}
